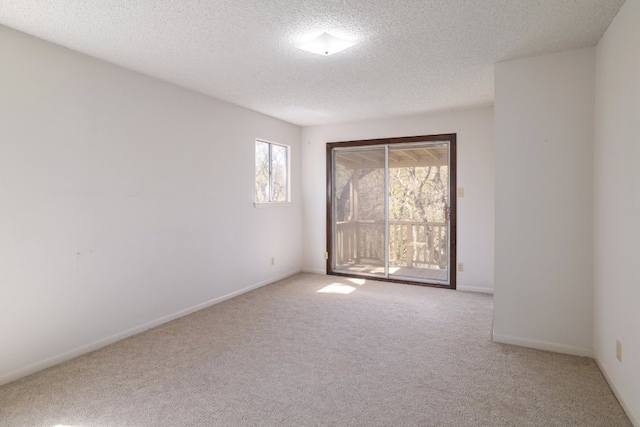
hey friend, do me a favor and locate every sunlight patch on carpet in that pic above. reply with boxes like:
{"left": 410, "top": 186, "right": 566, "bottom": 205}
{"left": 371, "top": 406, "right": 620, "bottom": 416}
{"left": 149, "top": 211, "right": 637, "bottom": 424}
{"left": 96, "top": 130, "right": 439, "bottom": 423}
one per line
{"left": 316, "top": 284, "right": 356, "bottom": 294}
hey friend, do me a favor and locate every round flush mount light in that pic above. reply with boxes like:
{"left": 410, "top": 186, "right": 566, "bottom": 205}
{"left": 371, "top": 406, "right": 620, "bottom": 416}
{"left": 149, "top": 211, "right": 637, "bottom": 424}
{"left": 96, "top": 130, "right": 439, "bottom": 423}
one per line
{"left": 296, "top": 32, "right": 356, "bottom": 56}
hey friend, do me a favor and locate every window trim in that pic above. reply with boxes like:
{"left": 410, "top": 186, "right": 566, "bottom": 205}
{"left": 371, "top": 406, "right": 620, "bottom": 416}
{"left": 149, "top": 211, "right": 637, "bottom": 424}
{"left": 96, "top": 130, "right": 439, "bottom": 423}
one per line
{"left": 255, "top": 138, "right": 291, "bottom": 204}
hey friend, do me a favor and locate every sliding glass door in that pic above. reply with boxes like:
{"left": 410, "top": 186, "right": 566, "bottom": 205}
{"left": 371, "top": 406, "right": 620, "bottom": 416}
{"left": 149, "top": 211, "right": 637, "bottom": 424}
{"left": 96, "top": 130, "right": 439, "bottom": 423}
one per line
{"left": 387, "top": 143, "right": 450, "bottom": 283}
{"left": 333, "top": 147, "right": 386, "bottom": 278}
{"left": 327, "top": 135, "right": 456, "bottom": 288}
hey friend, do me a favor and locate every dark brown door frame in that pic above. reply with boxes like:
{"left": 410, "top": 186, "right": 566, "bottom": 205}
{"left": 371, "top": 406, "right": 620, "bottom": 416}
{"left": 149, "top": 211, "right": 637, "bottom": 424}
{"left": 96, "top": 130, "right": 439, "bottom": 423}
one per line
{"left": 326, "top": 133, "right": 457, "bottom": 290}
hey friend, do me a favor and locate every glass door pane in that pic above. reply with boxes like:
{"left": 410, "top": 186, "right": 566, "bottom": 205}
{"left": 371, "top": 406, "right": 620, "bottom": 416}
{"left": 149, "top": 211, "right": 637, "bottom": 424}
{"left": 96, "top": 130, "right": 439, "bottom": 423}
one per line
{"left": 387, "top": 143, "right": 450, "bottom": 284}
{"left": 333, "top": 147, "right": 386, "bottom": 278}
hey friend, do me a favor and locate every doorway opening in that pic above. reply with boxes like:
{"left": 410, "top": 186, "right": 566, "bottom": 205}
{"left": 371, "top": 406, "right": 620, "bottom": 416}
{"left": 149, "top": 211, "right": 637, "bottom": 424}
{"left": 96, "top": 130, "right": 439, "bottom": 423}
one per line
{"left": 326, "top": 134, "right": 456, "bottom": 289}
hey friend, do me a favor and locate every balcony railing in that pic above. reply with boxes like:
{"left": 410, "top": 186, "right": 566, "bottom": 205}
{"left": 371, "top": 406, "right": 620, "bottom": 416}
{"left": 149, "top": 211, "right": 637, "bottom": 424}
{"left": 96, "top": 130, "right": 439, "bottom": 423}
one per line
{"left": 335, "top": 220, "right": 448, "bottom": 269}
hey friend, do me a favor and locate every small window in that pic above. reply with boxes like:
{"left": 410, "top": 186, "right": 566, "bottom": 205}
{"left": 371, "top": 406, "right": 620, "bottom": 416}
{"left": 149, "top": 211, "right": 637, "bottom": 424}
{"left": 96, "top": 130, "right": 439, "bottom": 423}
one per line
{"left": 255, "top": 139, "right": 290, "bottom": 203}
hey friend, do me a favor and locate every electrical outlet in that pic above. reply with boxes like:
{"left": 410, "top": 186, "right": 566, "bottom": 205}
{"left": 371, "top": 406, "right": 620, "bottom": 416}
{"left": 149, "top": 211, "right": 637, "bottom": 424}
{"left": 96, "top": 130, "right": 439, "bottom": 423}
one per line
{"left": 271, "top": 257, "right": 275, "bottom": 266}
{"left": 616, "top": 340, "right": 622, "bottom": 362}
{"left": 457, "top": 262, "right": 464, "bottom": 272}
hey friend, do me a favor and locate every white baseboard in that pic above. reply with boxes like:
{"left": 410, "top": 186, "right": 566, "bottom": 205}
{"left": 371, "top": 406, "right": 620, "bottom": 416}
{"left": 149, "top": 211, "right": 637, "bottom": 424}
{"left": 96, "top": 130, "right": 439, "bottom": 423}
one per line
{"left": 302, "top": 268, "right": 326, "bottom": 275}
{"left": 457, "top": 285, "right": 493, "bottom": 294}
{"left": 492, "top": 332, "right": 594, "bottom": 358}
{"left": 0, "top": 269, "right": 300, "bottom": 387}
{"left": 594, "top": 354, "right": 639, "bottom": 426}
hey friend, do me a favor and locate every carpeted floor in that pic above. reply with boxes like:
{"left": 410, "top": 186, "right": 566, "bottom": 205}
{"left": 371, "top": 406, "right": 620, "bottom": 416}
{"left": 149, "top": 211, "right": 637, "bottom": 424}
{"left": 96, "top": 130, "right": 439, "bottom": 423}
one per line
{"left": 0, "top": 273, "right": 631, "bottom": 426}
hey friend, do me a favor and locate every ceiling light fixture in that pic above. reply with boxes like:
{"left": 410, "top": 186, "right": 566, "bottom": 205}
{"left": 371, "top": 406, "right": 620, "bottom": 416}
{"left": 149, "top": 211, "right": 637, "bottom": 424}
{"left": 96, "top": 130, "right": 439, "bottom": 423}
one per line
{"left": 297, "top": 32, "right": 356, "bottom": 56}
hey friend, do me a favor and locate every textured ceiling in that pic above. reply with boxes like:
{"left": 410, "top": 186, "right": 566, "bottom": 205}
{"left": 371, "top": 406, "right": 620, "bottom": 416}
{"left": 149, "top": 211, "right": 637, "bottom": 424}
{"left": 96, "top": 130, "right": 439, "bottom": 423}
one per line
{"left": 0, "top": 0, "right": 625, "bottom": 126}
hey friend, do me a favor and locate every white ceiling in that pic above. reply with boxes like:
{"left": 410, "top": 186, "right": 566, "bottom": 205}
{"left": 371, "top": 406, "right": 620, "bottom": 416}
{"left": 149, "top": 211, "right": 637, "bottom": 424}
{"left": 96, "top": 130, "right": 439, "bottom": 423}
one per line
{"left": 0, "top": 0, "right": 625, "bottom": 126}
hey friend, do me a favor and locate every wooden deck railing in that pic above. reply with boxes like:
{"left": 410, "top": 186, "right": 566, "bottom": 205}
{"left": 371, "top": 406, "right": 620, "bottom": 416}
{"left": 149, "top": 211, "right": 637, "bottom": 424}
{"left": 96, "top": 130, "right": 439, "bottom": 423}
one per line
{"left": 335, "top": 220, "right": 447, "bottom": 269}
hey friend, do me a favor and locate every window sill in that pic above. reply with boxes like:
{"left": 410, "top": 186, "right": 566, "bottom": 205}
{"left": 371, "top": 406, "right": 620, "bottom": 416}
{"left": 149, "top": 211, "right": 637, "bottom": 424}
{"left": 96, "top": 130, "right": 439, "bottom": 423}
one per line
{"left": 254, "top": 202, "right": 293, "bottom": 209}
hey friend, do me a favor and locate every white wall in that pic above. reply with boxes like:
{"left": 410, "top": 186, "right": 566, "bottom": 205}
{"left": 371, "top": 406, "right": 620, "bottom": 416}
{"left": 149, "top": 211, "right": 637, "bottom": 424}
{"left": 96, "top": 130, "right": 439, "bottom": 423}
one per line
{"left": 301, "top": 107, "right": 495, "bottom": 293}
{"left": 0, "top": 25, "right": 302, "bottom": 384}
{"left": 594, "top": 0, "right": 640, "bottom": 423}
{"left": 493, "top": 47, "right": 595, "bottom": 356}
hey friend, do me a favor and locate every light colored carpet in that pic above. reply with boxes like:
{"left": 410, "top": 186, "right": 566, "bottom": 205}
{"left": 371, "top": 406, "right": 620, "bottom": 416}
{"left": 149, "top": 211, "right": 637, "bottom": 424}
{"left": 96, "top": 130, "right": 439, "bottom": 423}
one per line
{"left": 0, "top": 273, "right": 631, "bottom": 427}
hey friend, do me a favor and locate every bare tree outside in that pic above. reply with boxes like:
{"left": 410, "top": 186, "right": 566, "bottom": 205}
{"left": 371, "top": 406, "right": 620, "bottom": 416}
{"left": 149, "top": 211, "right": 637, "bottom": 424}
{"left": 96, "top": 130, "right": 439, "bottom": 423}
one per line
{"left": 255, "top": 140, "right": 289, "bottom": 203}
{"left": 335, "top": 165, "right": 448, "bottom": 223}
{"left": 389, "top": 165, "right": 448, "bottom": 223}
{"left": 271, "top": 144, "right": 288, "bottom": 202}
{"left": 255, "top": 141, "right": 270, "bottom": 202}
